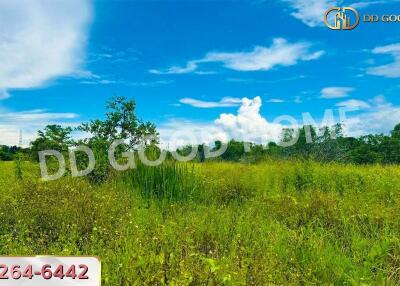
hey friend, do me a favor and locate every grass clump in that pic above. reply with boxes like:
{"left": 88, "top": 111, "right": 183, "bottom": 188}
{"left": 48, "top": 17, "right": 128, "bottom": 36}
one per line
{"left": 123, "top": 161, "right": 201, "bottom": 202}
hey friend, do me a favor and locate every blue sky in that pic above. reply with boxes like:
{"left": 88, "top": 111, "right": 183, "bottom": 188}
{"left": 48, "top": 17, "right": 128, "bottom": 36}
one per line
{"left": 1, "top": 0, "right": 400, "bottom": 146}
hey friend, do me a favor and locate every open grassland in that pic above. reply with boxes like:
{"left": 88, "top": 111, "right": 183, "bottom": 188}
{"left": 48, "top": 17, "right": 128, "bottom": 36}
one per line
{"left": 1, "top": 160, "right": 400, "bottom": 285}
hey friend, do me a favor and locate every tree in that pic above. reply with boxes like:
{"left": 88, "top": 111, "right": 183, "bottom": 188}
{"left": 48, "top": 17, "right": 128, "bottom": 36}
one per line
{"left": 30, "top": 125, "right": 73, "bottom": 161}
{"left": 391, "top": 123, "right": 400, "bottom": 139}
{"left": 78, "top": 96, "right": 157, "bottom": 148}
{"left": 77, "top": 96, "right": 158, "bottom": 182}
{"left": 0, "top": 145, "right": 28, "bottom": 161}
{"left": 385, "top": 123, "right": 400, "bottom": 163}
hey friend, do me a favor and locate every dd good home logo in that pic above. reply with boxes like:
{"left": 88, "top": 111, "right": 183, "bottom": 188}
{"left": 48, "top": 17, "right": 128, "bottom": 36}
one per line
{"left": 364, "top": 14, "right": 400, "bottom": 23}
{"left": 324, "top": 7, "right": 360, "bottom": 30}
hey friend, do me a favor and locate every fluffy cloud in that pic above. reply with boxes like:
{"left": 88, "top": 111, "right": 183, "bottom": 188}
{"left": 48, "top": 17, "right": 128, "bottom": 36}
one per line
{"left": 179, "top": 97, "right": 242, "bottom": 108}
{"left": 214, "top": 97, "right": 284, "bottom": 143}
{"left": 151, "top": 38, "right": 324, "bottom": 74}
{"left": 160, "top": 95, "right": 400, "bottom": 148}
{"left": 0, "top": 109, "right": 79, "bottom": 146}
{"left": 159, "top": 97, "right": 285, "bottom": 147}
{"left": 321, "top": 87, "right": 354, "bottom": 99}
{"left": 0, "top": 0, "right": 92, "bottom": 95}
{"left": 367, "top": 43, "right": 400, "bottom": 78}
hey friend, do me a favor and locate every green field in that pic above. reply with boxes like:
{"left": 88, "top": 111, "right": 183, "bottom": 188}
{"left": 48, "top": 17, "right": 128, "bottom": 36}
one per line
{"left": 1, "top": 160, "right": 400, "bottom": 285}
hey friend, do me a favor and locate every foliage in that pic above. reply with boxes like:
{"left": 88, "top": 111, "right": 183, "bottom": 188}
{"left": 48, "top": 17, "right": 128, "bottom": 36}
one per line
{"left": 15, "top": 95, "right": 400, "bottom": 168}
{"left": 30, "top": 124, "right": 73, "bottom": 161}
{"left": 76, "top": 96, "right": 158, "bottom": 183}
{"left": 78, "top": 96, "right": 158, "bottom": 148}
{"left": 0, "top": 145, "right": 26, "bottom": 161}
{"left": 184, "top": 123, "right": 400, "bottom": 165}
{"left": 4, "top": 97, "right": 400, "bottom": 284}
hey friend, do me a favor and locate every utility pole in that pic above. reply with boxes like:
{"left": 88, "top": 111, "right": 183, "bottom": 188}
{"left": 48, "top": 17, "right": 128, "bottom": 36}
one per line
{"left": 18, "top": 129, "right": 22, "bottom": 147}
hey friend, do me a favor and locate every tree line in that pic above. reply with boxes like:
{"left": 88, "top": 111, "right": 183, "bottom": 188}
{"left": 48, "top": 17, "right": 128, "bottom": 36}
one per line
{"left": 2, "top": 97, "right": 400, "bottom": 167}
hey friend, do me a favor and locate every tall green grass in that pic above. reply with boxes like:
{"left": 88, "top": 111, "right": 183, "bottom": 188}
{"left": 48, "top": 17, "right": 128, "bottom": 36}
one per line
{"left": 1, "top": 160, "right": 400, "bottom": 285}
{"left": 123, "top": 161, "right": 201, "bottom": 202}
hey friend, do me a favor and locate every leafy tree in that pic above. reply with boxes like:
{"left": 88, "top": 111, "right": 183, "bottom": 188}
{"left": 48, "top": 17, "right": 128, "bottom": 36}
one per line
{"left": 0, "top": 145, "right": 27, "bottom": 161}
{"left": 220, "top": 140, "right": 246, "bottom": 162}
{"left": 78, "top": 96, "right": 157, "bottom": 148}
{"left": 385, "top": 123, "right": 400, "bottom": 163}
{"left": 391, "top": 123, "right": 400, "bottom": 139}
{"left": 77, "top": 96, "right": 158, "bottom": 182}
{"left": 280, "top": 126, "right": 317, "bottom": 160}
{"left": 30, "top": 125, "right": 73, "bottom": 161}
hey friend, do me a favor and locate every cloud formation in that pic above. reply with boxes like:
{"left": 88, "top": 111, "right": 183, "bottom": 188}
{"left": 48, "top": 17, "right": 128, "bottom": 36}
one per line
{"left": 179, "top": 97, "right": 242, "bottom": 108}
{"left": 336, "top": 99, "right": 370, "bottom": 110}
{"left": 151, "top": 38, "right": 324, "bottom": 74}
{"left": 367, "top": 43, "right": 400, "bottom": 78}
{"left": 0, "top": 0, "right": 92, "bottom": 96}
{"left": 321, "top": 87, "right": 354, "bottom": 99}
{"left": 281, "top": 0, "right": 397, "bottom": 27}
{"left": 352, "top": 0, "right": 400, "bottom": 8}
{"left": 150, "top": 62, "right": 198, "bottom": 75}
{"left": 0, "top": 109, "right": 79, "bottom": 146}
{"left": 159, "top": 97, "right": 286, "bottom": 147}
{"left": 160, "top": 95, "right": 400, "bottom": 148}
{"left": 214, "top": 97, "right": 284, "bottom": 143}
{"left": 343, "top": 96, "right": 400, "bottom": 137}
{"left": 267, "top": 99, "right": 285, "bottom": 103}
{"left": 282, "top": 0, "right": 336, "bottom": 27}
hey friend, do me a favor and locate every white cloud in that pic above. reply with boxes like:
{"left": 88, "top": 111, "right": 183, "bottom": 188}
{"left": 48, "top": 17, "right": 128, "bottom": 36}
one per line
{"left": 160, "top": 95, "right": 400, "bottom": 148}
{"left": 321, "top": 87, "right": 354, "bottom": 99}
{"left": 0, "top": 109, "right": 79, "bottom": 146}
{"left": 368, "top": 94, "right": 388, "bottom": 107}
{"left": 343, "top": 96, "right": 400, "bottom": 137}
{"left": 159, "top": 97, "right": 285, "bottom": 147}
{"left": 88, "top": 48, "right": 139, "bottom": 64}
{"left": 72, "top": 70, "right": 117, "bottom": 85}
{"left": 203, "top": 39, "right": 324, "bottom": 71}
{"left": 151, "top": 38, "right": 324, "bottom": 74}
{"left": 336, "top": 99, "right": 370, "bottom": 110}
{"left": 0, "top": 110, "right": 77, "bottom": 122}
{"left": 179, "top": 97, "right": 242, "bottom": 108}
{"left": 150, "top": 61, "right": 198, "bottom": 75}
{"left": 367, "top": 43, "right": 400, "bottom": 78}
{"left": 73, "top": 70, "right": 174, "bottom": 86}
{"left": 214, "top": 97, "right": 284, "bottom": 143}
{"left": 352, "top": 0, "right": 400, "bottom": 8}
{"left": 282, "top": 0, "right": 337, "bottom": 27}
{"left": 281, "top": 0, "right": 397, "bottom": 27}
{"left": 0, "top": 0, "right": 92, "bottom": 95}
{"left": 267, "top": 99, "right": 285, "bottom": 103}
